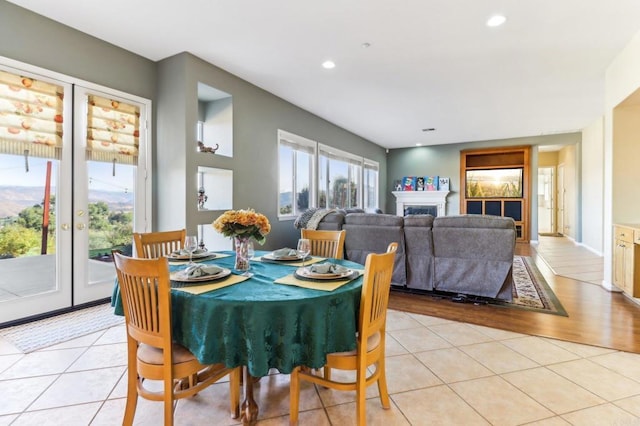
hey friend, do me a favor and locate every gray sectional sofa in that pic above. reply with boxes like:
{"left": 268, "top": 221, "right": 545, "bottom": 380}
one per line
{"left": 310, "top": 211, "right": 516, "bottom": 301}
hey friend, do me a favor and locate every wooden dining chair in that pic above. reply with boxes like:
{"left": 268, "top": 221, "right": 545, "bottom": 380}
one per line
{"left": 133, "top": 229, "right": 186, "bottom": 258}
{"left": 300, "top": 229, "right": 346, "bottom": 259}
{"left": 113, "top": 252, "right": 240, "bottom": 426}
{"left": 289, "top": 242, "right": 398, "bottom": 426}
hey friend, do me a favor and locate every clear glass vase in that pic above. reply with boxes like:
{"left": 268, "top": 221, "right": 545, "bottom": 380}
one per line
{"left": 234, "top": 236, "right": 251, "bottom": 272}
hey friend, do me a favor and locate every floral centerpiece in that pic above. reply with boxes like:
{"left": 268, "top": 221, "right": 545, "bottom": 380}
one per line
{"left": 213, "top": 209, "right": 271, "bottom": 271}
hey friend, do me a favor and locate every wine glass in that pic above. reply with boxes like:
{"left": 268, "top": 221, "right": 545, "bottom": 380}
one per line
{"left": 244, "top": 241, "right": 255, "bottom": 277}
{"left": 184, "top": 235, "right": 198, "bottom": 266}
{"left": 297, "top": 238, "right": 311, "bottom": 269}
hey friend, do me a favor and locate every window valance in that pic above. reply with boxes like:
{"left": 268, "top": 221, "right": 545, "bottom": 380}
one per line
{"left": 0, "top": 69, "right": 63, "bottom": 160}
{"left": 86, "top": 94, "right": 140, "bottom": 165}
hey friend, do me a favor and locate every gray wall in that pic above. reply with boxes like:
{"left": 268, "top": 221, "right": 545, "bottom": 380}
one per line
{"left": 157, "top": 53, "right": 387, "bottom": 250}
{"left": 1, "top": 1, "right": 386, "bottom": 251}
{"left": 387, "top": 133, "right": 582, "bottom": 241}
{"left": 0, "top": 1, "right": 156, "bottom": 101}
{"left": 6, "top": 0, "right": 582, "bottom": 248}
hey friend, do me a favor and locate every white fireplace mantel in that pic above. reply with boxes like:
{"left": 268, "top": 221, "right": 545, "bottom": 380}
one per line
{"left": 391, "top": 191, "right": 450, "bottom": 216}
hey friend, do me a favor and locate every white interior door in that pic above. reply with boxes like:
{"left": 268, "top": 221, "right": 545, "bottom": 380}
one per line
{"left": 537, "top": 167, "right": 555, "bottom": 234}
{"left": 557, "top": 164, "right": 565, "bottom": 236}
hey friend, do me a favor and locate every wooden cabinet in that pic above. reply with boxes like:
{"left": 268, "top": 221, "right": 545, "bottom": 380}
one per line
{"left": 613, "top": 224, "right": 640, "bottom": 297}
{"left": 460, "top": 146, "right": 530, "bottom": 242}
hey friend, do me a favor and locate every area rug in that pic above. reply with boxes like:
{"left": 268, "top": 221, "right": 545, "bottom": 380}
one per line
{"left": 497, "top": 255, "right": 567, "bottom": 316}
{"left": 0, "top": 303, "right": 124, "bottom": 353}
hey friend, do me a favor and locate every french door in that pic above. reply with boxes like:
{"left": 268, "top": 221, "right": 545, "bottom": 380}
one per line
{"left": 0, "top": 61, "right": 150, "bottom": 324}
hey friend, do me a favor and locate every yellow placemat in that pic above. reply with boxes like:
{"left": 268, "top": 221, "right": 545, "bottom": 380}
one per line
{"left": 274, "top": 269, "right": 363, "bottom": 291}
{"left": 257, "top": 256, "right": 326, "bottom": 267}
{"left": 168, "top": 252, "right": 231, "bottom": 265}
{"left": 173, "top": 273, "right": 249, "bottom": 295}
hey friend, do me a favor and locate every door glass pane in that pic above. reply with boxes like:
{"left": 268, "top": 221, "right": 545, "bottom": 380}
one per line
{"left": 86, "top": 160, "right": 134, "bottom": 286}
{"left": 0, "top": 154, "right": 58, "bottom": 301}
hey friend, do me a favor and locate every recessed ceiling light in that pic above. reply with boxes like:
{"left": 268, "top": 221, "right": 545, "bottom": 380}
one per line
{"left": 322, "top": 60, "right": 336, "bottom": 69}
{"left": 487, "top": 15, "right": 506, "bottom": 27}
{"left": 416, "top": 143, "right": 422, "bottom": 146}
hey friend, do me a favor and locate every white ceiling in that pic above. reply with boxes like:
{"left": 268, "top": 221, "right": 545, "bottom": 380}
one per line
{"left": 9, "top": 0, "right": 640, "bottom": 149}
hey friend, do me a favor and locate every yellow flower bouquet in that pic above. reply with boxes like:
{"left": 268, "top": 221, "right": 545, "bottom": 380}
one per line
{"left": 212, "top": 208, "right": 271, "bottom": 244}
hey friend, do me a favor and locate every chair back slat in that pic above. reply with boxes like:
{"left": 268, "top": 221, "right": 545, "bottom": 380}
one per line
{"left": 133, "top": 229, "right": 186, "bottom": 259}
{"left": 113, "top": 253, "right": 172, "bottom": 349}
{"left": 359, "top": 242, "right": 397, "bottom": 343}
{"left": 300, "top": 229, "right": 346, "bottom": 259}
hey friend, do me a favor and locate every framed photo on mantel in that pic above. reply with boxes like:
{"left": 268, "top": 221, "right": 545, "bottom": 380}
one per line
{"left": 402, "top": 176, "right": 416, "bottom": 191}
{"left": 438, "top": 177, "right": 450, "bottom": 191}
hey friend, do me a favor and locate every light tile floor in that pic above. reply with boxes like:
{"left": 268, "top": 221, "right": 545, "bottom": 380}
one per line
{"left": 2, "top": 309, "right": 640, "bottom": 425}
{"left": 534, "top": 236, "right": 604, "bottom": 286}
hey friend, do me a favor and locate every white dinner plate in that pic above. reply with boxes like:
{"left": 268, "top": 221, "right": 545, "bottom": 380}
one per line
{"left": 261, "top": 253, "right": 307, "bottom": 261}
{"left": 168, "top": 250, "right": 215, "bottom": 260}
{"left": 170, "top": 268, "right": 231, "bottom": 282}
{"left": 294, "top": 267, "right": 353, "bottom": 280}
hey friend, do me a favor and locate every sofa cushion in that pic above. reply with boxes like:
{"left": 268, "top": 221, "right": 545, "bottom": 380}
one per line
{"left": 404, "top": 214, "right": 435, "bottom": 228}
{"left": 403, "top": 214, "right": 435, "bottom": 291}
{"left": 343, "top": 214, "right": 406, "bottom": 286}
{"left": 432, "top": 215, "right": 515, "bottom": 301}
{"left": 433, "top": 215, "right": 515, "bottom": 230}
{"left": 316, "top": 211, "right": 346, "bottom": 231}
{"left": 344, "top": 213, "right": 404, "bottom": 227}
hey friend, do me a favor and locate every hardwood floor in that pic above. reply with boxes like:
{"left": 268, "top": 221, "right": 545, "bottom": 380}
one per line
{"left": 389, "top": 241, "right": 640, "bottom": 354}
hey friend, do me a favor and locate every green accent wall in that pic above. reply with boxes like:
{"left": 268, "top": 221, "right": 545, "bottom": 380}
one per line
{"left": 387, "top": 133, "right": 582, "bottom": 240}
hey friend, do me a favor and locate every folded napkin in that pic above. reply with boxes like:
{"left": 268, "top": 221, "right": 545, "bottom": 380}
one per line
{"left": 272, "top": 248, "right": 298, "bottom": 258}
{"left": 184, "top": 264, "right": 223, "bottom": 278}
{"left": 172, "top": 248, "right": 207, "bottom": 256}
{"left": 308, "top": 263, "right": 348, "bottom": 274}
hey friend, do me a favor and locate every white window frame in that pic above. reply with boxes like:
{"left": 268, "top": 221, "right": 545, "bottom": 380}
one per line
{"left": 277, "top": 130, "right": 380, "bottom": 220}
{"left": 318, "top": 143, "right": 364, "bottom": 209}
{"left": 364, "top": 159, "right": 380, "bottom": 210}
{"left": 277, "top": 130, "right": 317, "bottom": 220}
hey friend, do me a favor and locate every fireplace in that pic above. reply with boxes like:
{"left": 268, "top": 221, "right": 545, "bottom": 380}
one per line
{"left": 391, "top": 190, "right": 450, "bottom": 217}
{"left": 404, "top": 205, "right": 438, "bottom": 216}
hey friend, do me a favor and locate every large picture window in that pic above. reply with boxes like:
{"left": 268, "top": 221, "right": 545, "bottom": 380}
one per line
{"left": 277, "top": 130, "right": 316, "bottom": 219}
{"left": 318, "top": 144, "right": 362, "bottom": 209}
{"left": 277, "top": 130, "right": 379, "bottom": 219}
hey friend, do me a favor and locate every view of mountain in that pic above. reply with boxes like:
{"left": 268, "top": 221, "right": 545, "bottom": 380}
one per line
{"left": 0, "top": 186, "right": 134, "bottom": 218}
{"left": 279, "top": 191, "right": 292, "bottom": 207}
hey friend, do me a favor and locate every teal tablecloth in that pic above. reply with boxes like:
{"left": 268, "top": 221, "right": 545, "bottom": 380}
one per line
{"left": 112, "top": 251, "right": 363, "bottom": 377}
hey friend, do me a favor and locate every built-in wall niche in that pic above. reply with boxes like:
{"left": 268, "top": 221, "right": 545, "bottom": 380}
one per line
{"left": 197, "top": 82, "right": 233, "bottom": 157}
{"left": 197, "top": 166, "right": 233, "bottom": 211}
{"left": 460, "top": 146, "right": 531, "bottom": 242}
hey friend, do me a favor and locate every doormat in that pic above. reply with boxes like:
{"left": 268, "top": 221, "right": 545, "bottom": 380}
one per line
{"left": 391, "top": 256, "right": 567, "bottom": 316}
{"left": 0, "top": 303, "right": 124, "bottom": 353}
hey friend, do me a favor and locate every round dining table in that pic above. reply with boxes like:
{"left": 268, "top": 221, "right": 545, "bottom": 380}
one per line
{"left": 112, "top": 250, "right": 364, "bottom": 424}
